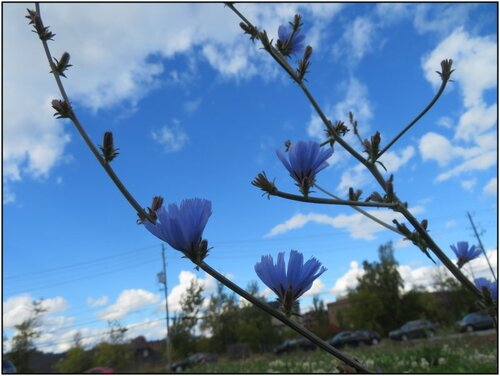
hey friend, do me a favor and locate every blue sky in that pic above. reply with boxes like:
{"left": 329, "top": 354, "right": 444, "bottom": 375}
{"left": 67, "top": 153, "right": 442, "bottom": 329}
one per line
{"left": 3, "top": 3, "right": 497, "bottom": 353}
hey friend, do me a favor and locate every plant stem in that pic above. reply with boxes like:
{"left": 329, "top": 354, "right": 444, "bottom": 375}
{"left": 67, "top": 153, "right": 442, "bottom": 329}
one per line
{"left": 377, "top": 78, "right": 449, "bottom": 158}
{"left": 198, "top": 260, "right": 371, "bottom": 373}
{"left": 34, "top": 3, "right": 154, "bottom": 223}
{"left": 227, "top": 4, "right": 484, "bottom": 303}
{"left": 313, "top": 183, "right": 403, "bottom": 235}
{"left": 272, "top": 189, "right": 398, "bottom": 209}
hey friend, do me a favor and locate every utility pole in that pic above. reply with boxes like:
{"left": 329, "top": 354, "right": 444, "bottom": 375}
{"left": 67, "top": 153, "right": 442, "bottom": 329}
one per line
{"left": 157, "top": 244, "right": 173, "bottom": 370}
{"left": 467, "top": 211, "right": 497, "bottom": 282}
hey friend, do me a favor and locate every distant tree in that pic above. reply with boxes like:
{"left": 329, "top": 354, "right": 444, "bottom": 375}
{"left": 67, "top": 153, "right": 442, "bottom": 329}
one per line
{"left": 92, "top": 321, "right": 131, "bottom": 371}
{"left": 343, "top": 242, "right": 404, "bottom": 334}
{"left": 9, "top": 300, "right": 47, "bottom": 373}
{"left": 200, "top": 281, "right": 239, "bottom": 353}
{"left": 54, "top": 332, "right": 91, "bottom": 373}
{"left": 233, "top": 282, "right": 282, "bottom": 352}
{"left": 431, "top": 274, "right": 477, "bottom": 323}
{"left": 170, "top": 278, "right": 205, "bottom": 358}
{"left": 307, "top": 296, "right": 331, "bottom": 339}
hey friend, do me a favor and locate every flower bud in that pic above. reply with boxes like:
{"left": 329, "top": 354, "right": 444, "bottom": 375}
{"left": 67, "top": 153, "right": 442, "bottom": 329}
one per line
{"left": 52, "top": 99, "right": 72, "bottom": 119}
{"left": 436, "top": 59, "right": 454, "bottom": 82}
{"left": 252, "top": 171, "right": 277, "bottom": 198}
{"left": 99, "top": 131, "right": 119, "bottom": 162}
{"left": 52, "top": 52, "right": 72, "bottom": 78}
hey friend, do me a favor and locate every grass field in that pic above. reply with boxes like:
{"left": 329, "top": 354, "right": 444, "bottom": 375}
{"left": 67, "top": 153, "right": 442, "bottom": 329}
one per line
{"left": 184, "top": 332, "right": 497, "bottom": 373}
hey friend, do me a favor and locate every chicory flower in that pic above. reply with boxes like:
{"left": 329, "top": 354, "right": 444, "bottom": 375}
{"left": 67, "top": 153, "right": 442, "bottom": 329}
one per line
{"left": 277, "top": 24, "right": 305, "bottom": 57}
{"left": 474, "top": 277, "right": 497, "bottom": 301}
{"left": 144, "top": 198, "right": 212, "bottom": 263}
{"left": 450, "top": 241, "right": 482, "bottom": 269}
{"left": 255, "top": 250, "right": 326, "bottom": 315}
{"left": 277, "top": 140, "right": 333, "bottom": 197}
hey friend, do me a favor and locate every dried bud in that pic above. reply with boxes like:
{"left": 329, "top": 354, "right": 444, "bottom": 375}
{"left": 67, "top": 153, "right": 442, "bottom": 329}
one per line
{"left": 239, "top": 22, "right": 259, "bottom": 42}
{"left": 30, "top": 14, "right": 55, "bottom": 41}
{"left": 334, "top": 121, "right": 349, "bottom": 137}
{"left": 25, "top": 8, "right": 37, "bottom": 24}
{"left": 436, "top": 59, "right": 454, "bottom": 82}
{"left": 371, "top": 131, "right": 381, "bottom": 150}
{"left": 51, "top": 99, "right": 72, "bottom": 119}
{"left": 52, "top": 52, "right": 72, "bottom": 78}
{"left": 284, "top": 140, "right": 292, "bottom": 151}
{"left": 292, "top": 14, "right": 303, "bottom": 31}
{"left": 252, "top": 171, "right": 277, "bottom": 198}
{"left": 421, "top": 219, "right": 428, "bottom": 230}
{"left": 348, "top": 187, "right": 362, "bottom": 201}
{"left": 150, "top": 196, "right": 164, "bottom": 212}
{"left": 392, "top": 219, "right": 413, "bottom": 238}
{"left": 365, "top": 191, "right": 384, "bottom": 203}
{"left": 99, "top": 131, "right": 119, "bottom": 162}
{"left": 296, "top": 45, "right": 313, "bottom": 81}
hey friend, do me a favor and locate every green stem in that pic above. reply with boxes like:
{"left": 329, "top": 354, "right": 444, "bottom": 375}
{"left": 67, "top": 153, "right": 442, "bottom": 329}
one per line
{"left": 198, "top": 260, "right": 371, "bottom": 373}
{"left": 377, "top": 78, "right": 449, "bottom": 158}
{"left": 313, "top": 183, "right": 402, "bottom": 235}
{"left": 34, "top": 3, "right": 154, "bottom": 223}
{"left": 273, "top": 190, "right": 398, "bottom": 209}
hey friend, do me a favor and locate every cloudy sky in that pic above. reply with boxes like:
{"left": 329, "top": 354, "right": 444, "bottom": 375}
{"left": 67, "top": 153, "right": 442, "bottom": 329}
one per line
{"left": 3, "top": 3, "right": 497, "bottom": 353}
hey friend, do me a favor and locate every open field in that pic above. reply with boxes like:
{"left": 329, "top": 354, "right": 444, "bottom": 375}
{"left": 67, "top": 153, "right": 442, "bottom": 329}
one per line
{"left": 181, "top": 332, "right": 497, "bottom": 373}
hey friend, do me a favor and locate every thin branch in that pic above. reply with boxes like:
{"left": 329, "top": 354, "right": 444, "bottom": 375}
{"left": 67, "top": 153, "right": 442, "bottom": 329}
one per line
{"left": 34, "top": 3, "right": 154, "bottom": 223}
{"left": 314, "top": 183, "right": 403, "bottom": 235}
{"left": 227, "top": 4, "right": 484, "bottom": 303}
{"left": 377, "top": 78, "right": 449, "bottom": 158}
{"left": 272, "top": 190, "right": 398, "bottom": 209}
{"left": 198, "top": 260, "right": 371, "bottom": 373}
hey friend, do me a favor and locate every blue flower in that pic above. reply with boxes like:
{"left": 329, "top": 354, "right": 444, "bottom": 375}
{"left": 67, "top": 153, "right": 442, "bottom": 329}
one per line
{"left": 277, "top": 140, "right": 333, "bottom": 197}
{"left": 450, "top": 241, "right": 482, "bottom": 269}
{"left": 474, "top": 277, "right": 497, "bottom": 301}
{"left": 255, "top": 250, "right": 327, "bottom": 315}
{"left": 144, "top": 198, "right": 212, "bottom": 263}
{"left": 277, "top": 24, "right": 305, "bottom": 57}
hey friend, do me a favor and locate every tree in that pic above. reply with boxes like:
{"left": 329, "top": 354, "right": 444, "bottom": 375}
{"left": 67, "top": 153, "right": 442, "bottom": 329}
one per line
{"left": 54, "top": 332, "right": 91, "bottom": 373}
{"left": 233, "top": 282, "right": 282, "bottom": 352}
{"left": 170, "top": 278, "right": 205, "bottom": 358}
{"left": 92, "top": 321, "right": 131, "bottom": 371}
{"left": 343, "top": 242, "right": 404, "bottom": 334}
{"left": 307, "top": 296, "right": 331, "bottom": 339}
{"left": 200, "top": 281, "right": 239, "bottom": 353}
{"left": 9, "top": 300, "right": 46, "bottom": 373}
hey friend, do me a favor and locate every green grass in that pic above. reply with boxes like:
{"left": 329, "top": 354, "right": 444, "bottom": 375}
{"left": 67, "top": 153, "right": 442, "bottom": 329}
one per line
{"left": 186, "top": 333, "right": 497, "bottom": 373}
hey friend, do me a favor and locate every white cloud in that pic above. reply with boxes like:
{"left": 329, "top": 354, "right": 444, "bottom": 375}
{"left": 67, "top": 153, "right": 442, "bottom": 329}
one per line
{"left": 265, "top": 206, "right": 424, "bottom": 241}
{"left": 3, "top": 294, "right": 68, "bottom": 329}
{"left": 336, "top": 163, "right": 370, "bottom": 195}
{"left": 303, "top": 278, "right": 325, "bottom": 297}
{"left": 460, "top": 178, "right": 477, "bottom": 191}
{"left": 422, "top": 28, "right": 496, "bottom": 108}
{"left": 419, "top": 132, "right": 455, "bottom": 167}
{"left": 436, "top": 116, "right": 454, "bottom": 129}
{"left": 445, "top": 219, "right": 457, "bottom": 229}
{"left": 4, "top": 3, "right": 343, "bottom": 196}
{"left": 183, "top": 99, "right": 201, "bottom": 113}
{"left": 152, "top": 120, "right": 190, "bottom": 153}
{"left": 330, "top": 261, "right": 364, "bottom": 298}
{"left": 454, "top": 103, "right": 497, "bottom": 142}
{"left": 436, "top": 150, "right": 496, "bottom": 182}
{"left": 483, "top": 177, "right": 497, "bottom": 196}
{"left": 413, "top": 4, "right": 477, "bottom": 36}
{"left": 87, "top": 296, "right": 109, "bottom": 308}
{"left": 378, "top": 146, "right": 415, "bottom": 174}
{"left": 162, "top": 270, "right": 217, "bottom": 314}
{"left": 99, "top": 289, "right": 160, "bottom": 321}
{"left": 307, "top": 77, "right": 372, "bottom": 142}
{"left": 330, "top": 248, "right": 498, "bottom": 298}
{"left": 333, "top": 17, "right": 376, "bottom": 63}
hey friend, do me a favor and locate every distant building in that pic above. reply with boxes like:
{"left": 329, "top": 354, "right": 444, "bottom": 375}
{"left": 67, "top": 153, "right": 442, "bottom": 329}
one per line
{"left": 326, "top": 297, "right": 352, "bottom": 332}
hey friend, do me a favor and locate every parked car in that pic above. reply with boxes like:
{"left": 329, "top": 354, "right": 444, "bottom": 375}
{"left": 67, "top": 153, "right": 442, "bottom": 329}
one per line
{"left": 457, "top": 311, "right": 495, "bottom": 332}
{"left": 274, "top": 338, "right": 316, "bottom": 355}
{"left": 170, "top": 352, "right": 217, "bottom": 372}
{"left": 329, "top": 331, "right": 381, "bottom": 348}
{"left": 2, "top": 360, "right": 16, "bottom": 374}
{"left": 389, "top": 320, "right": 436, "bottom": 341}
